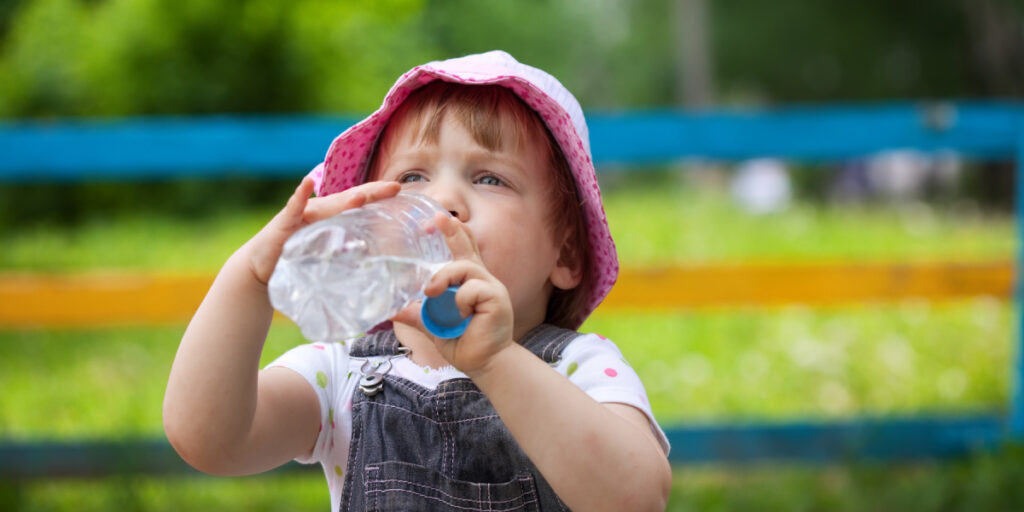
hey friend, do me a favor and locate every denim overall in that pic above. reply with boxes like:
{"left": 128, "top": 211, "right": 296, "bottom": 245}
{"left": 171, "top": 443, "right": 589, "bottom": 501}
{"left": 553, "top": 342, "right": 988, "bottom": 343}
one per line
{"left": 339, "top": 324, "right": 577, "bottom": 511}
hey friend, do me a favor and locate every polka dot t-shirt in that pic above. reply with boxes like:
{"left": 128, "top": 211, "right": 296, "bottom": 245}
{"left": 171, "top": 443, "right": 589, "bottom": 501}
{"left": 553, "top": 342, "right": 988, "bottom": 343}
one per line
{"left": 265, "top": 332, "right": 670, "bottom": 511}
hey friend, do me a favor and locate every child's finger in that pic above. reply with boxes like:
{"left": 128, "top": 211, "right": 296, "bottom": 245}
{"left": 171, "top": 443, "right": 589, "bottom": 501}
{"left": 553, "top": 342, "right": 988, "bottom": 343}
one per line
{"left": 425, "top": 276, "right": 504, "bottom": 328}
{"left": 277, "top": 177, "right": 315, "bottom": 229}
{"left": 396, "top": 278, "right": 487, "bottom": 336}
{"left": 453, "top": 278, "right": 504, "bottom": 319}
{"left": 391, "top": 299, "right": 427, "bottom": 329}
{"left": 436, "top": 214, "right": 480, "bottom": 262}
{"left": 303, "top": 181, "right": 401, "bottom": 223}
{"left": 422, "top": 260, "right": 486, "bottom": 298}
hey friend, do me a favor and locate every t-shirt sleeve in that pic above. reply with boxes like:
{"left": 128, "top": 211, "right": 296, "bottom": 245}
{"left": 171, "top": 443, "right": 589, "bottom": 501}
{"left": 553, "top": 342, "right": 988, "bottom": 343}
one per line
{"left": 554, "top": 333, "right": 671, "bottom": 457}
{"left": 265, "top": 342, "right": 350, "bottom": 464}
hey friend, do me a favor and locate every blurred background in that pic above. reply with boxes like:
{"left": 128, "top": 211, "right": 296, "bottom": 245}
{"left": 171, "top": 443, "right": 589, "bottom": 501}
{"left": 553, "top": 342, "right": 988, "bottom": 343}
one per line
{"left": 1, "top": 0, "right": 1023, "bottom": 510}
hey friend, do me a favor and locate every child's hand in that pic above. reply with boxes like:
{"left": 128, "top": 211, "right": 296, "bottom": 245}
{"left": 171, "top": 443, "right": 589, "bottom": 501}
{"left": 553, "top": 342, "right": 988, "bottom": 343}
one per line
{"left": 245, "top": 177, "right": 401, "bottom": 285}
{"left": 394, "top": 213, "right": 515, "bottom": 375}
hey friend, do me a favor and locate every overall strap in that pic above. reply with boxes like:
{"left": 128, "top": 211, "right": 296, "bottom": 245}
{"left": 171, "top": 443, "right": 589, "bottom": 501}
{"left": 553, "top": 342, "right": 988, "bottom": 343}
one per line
{"left": 348, "top": 329, "right": 401, "bottom": 358}
{"left": 348, "top": 323, "right": 579, "bottom": 361}
{"left": 518, "top": 323, "right": 579, "bottom": 364}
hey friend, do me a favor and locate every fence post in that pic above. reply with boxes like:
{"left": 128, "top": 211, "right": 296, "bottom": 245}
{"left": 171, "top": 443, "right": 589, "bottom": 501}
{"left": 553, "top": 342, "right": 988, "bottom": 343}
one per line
{"left": 1013, "top": 128, "right": 1024, "bottom": 439}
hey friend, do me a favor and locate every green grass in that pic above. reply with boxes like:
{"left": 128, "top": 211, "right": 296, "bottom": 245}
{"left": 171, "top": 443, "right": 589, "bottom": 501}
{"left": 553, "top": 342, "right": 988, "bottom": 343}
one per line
{"left": 0, "top": 210, "right": 270, "bottom": 273}
{"left": 665, "top": 447, "right": 1024, "bottom": 512}
{"left": 0, "top": 181, "right": 1019, "bottom": 511}
{"left": 603, "top": 184, "right": 1014, "bottom": 265}
{"left": 0, "top": 185, "right": 1014, "bottom": 272}
{"left": 0, "top": 301, "right": 1009, "bottom": 440}
{"left": 6, "top": 449, "right": 1024, "bottom": 512}
{"left": 0, "top": 324, "right": 307, "bottom": 440}
{"left": 584, "top": 300, "right": 1011, "bottom": 423}
{"left": 2, "top": 473, "right": 328, "bottom": 512}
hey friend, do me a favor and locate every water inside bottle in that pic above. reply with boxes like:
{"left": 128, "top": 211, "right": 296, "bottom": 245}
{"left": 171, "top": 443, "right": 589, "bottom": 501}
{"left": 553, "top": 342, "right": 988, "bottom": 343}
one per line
{"left": 292, "top": 255, "right": 447, "bottom": 342}
{"left": 268, "top": 194, "right": 453, "bottom": 343}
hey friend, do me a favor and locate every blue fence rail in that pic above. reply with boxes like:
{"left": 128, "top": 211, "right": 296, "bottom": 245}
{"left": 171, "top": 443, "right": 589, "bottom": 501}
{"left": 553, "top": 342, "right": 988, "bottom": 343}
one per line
{"left": 3, "top": 102, "right": 1021, "bottom": 180}
{"left": 1, "top": 101, "right": 1023, "bottom": 477}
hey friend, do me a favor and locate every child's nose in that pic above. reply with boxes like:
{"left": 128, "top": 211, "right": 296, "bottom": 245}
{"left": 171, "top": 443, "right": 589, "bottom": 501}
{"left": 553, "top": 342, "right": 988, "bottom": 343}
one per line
{"left": 427, "top": 181, "right": 468, "bottom": 221}
{"left": 444, "top": 202, "right": 468, "bottom": 222}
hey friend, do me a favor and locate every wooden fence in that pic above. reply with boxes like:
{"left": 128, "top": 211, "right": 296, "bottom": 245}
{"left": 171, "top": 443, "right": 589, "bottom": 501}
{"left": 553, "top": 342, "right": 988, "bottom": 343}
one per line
{"left": 1, "top": 102, "right": 1022, "bottom": 477}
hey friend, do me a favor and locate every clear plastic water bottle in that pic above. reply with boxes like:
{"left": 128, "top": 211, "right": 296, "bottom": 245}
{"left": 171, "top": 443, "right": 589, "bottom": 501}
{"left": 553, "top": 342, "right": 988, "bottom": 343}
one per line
{"left": 268, "top": 193, "right": 458, "bottom": 342}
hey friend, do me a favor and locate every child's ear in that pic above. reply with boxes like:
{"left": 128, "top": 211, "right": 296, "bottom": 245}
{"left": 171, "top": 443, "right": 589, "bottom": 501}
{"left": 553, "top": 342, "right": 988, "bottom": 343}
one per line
{"left": 550, "top": 238, "right": 583, "bottom": 290}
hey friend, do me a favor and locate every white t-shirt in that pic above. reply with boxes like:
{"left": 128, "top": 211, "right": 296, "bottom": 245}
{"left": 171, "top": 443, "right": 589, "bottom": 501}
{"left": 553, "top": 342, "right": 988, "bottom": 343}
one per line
{"left": 267, "top": 331, "right": 670, "bottom": 511}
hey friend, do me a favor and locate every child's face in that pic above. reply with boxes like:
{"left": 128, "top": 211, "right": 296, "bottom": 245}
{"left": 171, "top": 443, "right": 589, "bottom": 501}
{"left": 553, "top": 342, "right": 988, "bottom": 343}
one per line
{"left": 372, "top": 113, "right": 578, "bottom": 329}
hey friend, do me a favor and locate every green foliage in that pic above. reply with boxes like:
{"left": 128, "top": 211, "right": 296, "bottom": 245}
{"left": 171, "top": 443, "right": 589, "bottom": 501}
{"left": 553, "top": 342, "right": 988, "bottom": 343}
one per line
{"left": 0, "top": 0, "right": 430, "bottom": 117}
{"left": 1, "top": 0, "right": 1015, "bottom": 119}
{"left": 712, "top": 0, "right": 973, "bottom": 103}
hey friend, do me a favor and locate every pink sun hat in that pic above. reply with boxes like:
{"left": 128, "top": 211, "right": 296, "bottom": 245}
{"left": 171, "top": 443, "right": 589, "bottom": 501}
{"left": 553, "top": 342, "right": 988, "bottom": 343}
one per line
{"left": 307, "top": 50, "right": 618, "bottom": 327}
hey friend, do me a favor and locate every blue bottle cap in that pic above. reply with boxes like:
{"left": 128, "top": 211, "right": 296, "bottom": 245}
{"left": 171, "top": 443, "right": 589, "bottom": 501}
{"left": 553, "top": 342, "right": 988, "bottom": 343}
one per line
{"left": 421, "top": 286, "right": 472, "bottom": 339}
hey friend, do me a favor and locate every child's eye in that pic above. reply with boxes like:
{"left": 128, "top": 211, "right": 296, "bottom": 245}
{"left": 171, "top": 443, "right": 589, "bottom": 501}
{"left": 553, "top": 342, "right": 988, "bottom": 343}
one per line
{"left": 475, "top": 174, "right": 505, "bottom": 187}
{"left": 398, "top": 171, "right": 427, "bottom": 184}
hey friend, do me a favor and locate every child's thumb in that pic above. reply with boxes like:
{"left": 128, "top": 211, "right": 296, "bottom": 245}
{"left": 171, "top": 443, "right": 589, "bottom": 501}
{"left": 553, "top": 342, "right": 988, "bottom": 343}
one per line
{"left": 279, "top": 177, "right": 315, "bottom": 228}
{"left": 390, "top": 300, "right": 426, "bottom": 331}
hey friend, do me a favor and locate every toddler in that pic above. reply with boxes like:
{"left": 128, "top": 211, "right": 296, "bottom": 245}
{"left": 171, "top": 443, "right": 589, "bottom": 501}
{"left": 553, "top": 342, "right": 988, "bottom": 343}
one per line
{"left": 164, "top": 50, "right": 671, "bottom": 511}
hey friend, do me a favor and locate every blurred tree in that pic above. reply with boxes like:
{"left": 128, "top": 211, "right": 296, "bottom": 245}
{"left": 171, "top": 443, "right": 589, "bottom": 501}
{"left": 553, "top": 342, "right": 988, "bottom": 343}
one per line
{"left": 672, "top": 0, "right": 715, "bottom": 107}
{"left": 0, "top": 0, "right": 88, "bottom": 117}
{"left": 285, "top": 0, "right": 432, "bottom": 112}
{"left": 2, "top": 0, "right": 1020, "bottom": 118}
{"left": 417, "top": 0, "right": 587, "bottom": 97}
{"left": 0, "top": 0, "right": 430, "bottom": 117}
{"left": 712, "top": 0, "right": 974, "bottom": 103}
{"left": 414, "top": 0, "right": 1023, "bottom": 108}
{"left": 963, "top": 0, "right": 1024, "bottom": 97}
{"left": 0, "top": 0, "right": 20, "bottom": 40}
{"left": 417, "top": 0, "right": 679, "bottom": 109}
{"left": 960, "top": 0, "right": 1024, "bottom": 209}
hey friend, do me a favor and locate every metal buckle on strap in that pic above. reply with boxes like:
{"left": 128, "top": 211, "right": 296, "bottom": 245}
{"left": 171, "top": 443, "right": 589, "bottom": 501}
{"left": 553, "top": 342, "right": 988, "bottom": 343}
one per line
{"left": 358, "top": 346, "right": 411, "bottom": 396}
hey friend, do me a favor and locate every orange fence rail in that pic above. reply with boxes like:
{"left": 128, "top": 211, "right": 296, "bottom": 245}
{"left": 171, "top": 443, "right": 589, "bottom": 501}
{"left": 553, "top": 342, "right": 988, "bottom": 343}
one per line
{"left": 0, "top": 260, "right": 1011, "bottom": 328}
{"left": 604, "top": 260, "right": 1013, "bottom": 309}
